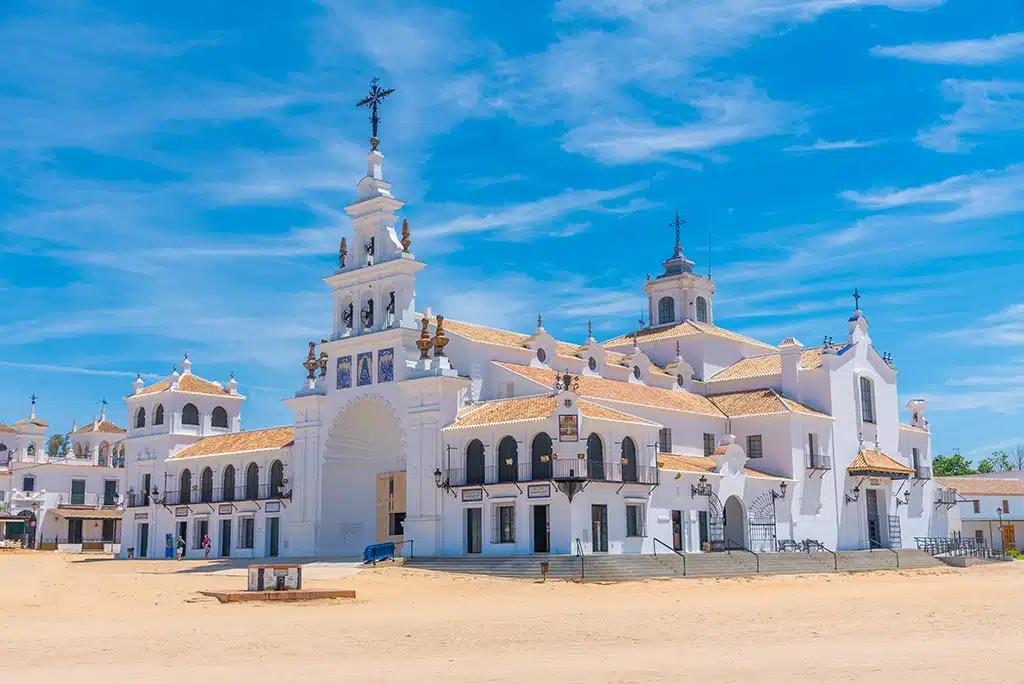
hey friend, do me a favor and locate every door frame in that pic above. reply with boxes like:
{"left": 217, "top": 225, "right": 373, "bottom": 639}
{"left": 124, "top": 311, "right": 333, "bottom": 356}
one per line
{"left": 532, "top": 504, "right": 550, "bottom": 554}
{"left": 220, "top": 518, "right": 232, "bottom": 557}
{"left": 671, "top": 510, "right": 683, "bottom": 551}
{"left": 267, "top": 517, "right": 280, "bottom": 557}
{"left": 591, "top": 504, "right": 609, "bottom": 553}
{"left": 466, "top": 507, "right": 483, "bottom": 554}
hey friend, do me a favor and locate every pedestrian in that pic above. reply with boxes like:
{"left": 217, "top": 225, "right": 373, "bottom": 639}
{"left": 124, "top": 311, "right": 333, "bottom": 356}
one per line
{"left": 202, "top": 533, "right": 211, "bottom": 560}
{"left": 175, "top": 535, "right": 185, "bottom": 560}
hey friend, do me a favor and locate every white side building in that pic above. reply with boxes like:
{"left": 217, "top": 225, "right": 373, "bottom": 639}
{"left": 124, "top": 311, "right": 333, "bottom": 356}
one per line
{"left": 937, "top": 474, "right": 1023, "bottom": 552}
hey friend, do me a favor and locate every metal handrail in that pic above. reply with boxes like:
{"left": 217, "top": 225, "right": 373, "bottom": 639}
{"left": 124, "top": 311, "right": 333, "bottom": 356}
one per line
{"left": 575, "top": 537, "right": 585, "bottom": 581}
{"left": 652, "top": 537, "right": 686, "bottom": 576}
{"left": 803, "top": 539, "right": 838, "bottom": 571}
{"left": 726, "top": 538, "right": 759, "bottom": 573}
{"left": 869, "top": 537, "right": 899, "bottom": 568}
{"left": 396, "top": 539, "right": 414, "bottom": 559}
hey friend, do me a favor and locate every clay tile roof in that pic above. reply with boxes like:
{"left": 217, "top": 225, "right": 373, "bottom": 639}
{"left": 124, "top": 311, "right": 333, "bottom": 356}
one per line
{"left": 71, "top": 419, "right": 126, "bottom": 435}
{"left": 443, "top": 396, "right": 658, "bottom": 430}
{"left": 14, "top": 417, "right": 48, "bottom": 428}
{"left": 433, "top": 317, "right": 585, "bottom": 359}
{"left": 706, "top": 388, "right": 830, "bottom": 419}
{"left": 169, "top": 427, "right": 293, "bottom": 460}
{"left": 899, "top": 423, "right": 930, "bottom": 434}
{"left": 708, "top": 348, "right": 824, "bottom": 383}
{"left": 602, "top": 320, "right": 776, "bottom": 351}
{"left": 495, "top": 362, "right": 725, "bottom": 417}
{"left": 136, "top": 373, "right": 243, "bottom": 399}
{"left": 935, "top": 477, "right": 1024, "bottom": 497}
{"left": 0, "top": 423, "right": 15, "bottom": 434}
{"left": 656, "top": 453, "right": 785, "bottom": 480}
{"left": 847, "top": 449, "right": 914, "bottom": 476}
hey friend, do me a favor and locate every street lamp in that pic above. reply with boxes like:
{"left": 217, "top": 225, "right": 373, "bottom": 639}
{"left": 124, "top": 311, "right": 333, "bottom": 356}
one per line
{"left": 433, "top": 467, "right": 456, "bottom": 499}
{"left": 690, "top": 475, "right": 712, "bottom": 498}
{"left": 997, "top": 507, "right": 1005, "bottom": 551}
{"left": 771, "top": 482, "right": 788, "bottom": 501}
{"left": 845, "top": 486, "right": 861, "bottom": 505}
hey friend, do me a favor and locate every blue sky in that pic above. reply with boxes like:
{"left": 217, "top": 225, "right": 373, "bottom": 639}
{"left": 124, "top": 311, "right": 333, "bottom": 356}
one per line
{"left": 1, "top": 0, "right": 1022, "bottom": 462}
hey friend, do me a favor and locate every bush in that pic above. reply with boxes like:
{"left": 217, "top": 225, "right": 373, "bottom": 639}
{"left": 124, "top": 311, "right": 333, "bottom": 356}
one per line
{"left": 1005, "top": 549, "right": 1024, "bottom": 560}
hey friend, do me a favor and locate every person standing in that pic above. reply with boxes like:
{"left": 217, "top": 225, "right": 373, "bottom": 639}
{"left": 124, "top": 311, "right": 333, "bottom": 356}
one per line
{"left": 202, "top": 533, "right": 212, "bottom": 560}
{"left": 175, "top": 535, "right": 185, "bottom": 561}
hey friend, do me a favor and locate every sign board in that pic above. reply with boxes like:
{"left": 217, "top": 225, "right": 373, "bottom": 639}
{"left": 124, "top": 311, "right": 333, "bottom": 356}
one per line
{"left": 461, "top": 488, "right": 484, "bottom": 503}
{"left": 265, "top": 501, "right": 281, "bottom": 513}
{"left": 175, "top": 507, "right": 189, "bottom": 518}
{"left": 134, "top": 512, "right": 148, "bottom": 521}
{"left": 218, "top": 504, "right": 233, "bottom": 515}
{"left": 527, "top": 484, "right": 551, "bottom": 499}
{"left": 558, "top": 414, "right": 579, "bottom": 442}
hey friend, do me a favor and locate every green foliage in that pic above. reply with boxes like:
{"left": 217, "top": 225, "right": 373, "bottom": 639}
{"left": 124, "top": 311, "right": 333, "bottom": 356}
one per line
{"left": 977, "top": 459, "right": 995, "bottom": 474}
{"left": 989, "top": 450, "right": 1014, "bottom": 472}
{"left": 45, "top": 434, "right": 67, "bottom": 459}
{"left": 1006, "top": 549, "right": 1024, "bottom": 560}
{"left": 932, "top": 454, "right": 976, "bottom": 476}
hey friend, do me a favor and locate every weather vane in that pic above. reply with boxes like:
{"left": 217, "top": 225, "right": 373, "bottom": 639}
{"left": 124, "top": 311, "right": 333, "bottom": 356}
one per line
{"left": 356, "top": 77, "right": 395, "bottom": 152}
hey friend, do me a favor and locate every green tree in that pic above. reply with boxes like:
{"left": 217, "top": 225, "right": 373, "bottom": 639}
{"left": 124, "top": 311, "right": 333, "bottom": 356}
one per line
{"left": 933, "top": 453, "right": 976, "bottom": 476}
{"left": 45, "top": 433, "right": 67, "bottom": 459}
{"left": 976, "top": 459, "right": 995, "bottom": 474}
{"left": 990, "top": 450, "right": 1013, "bottom": 472}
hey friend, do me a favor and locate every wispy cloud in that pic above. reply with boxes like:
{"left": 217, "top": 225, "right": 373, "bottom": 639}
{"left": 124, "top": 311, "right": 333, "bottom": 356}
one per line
{"left": 871, "top": 32, "right": 1024, "bottom": 65}
{"left": 784, "top": 139, "right": 884, "bottom": 153}
{"left": 0, "top": 361, "right": 162, "bottom": 379}
{"left": 942, "top": 304, "right": 1024, "bottom": 347}
{"left": 916, "top": 79, "right": 1024, "bottom": 153}
{"left": 840, "top": 164, "right": 1024, "bottom": 222}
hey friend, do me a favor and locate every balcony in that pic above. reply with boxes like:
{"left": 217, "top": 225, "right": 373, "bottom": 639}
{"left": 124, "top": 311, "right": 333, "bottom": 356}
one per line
{"left": 914, "top": 465, "right": 932, "bottom": 480}
{"left": 806, "top": 453, "right": 832, "bottom": 471}
{"left": 155, "top": 484, "right": 290, "bottom": 507}
{"left": 57, "top": 492, "right": 120, "bottom": 508}
{"left": 445, "top": 460, "right": 660, "bottom": 488}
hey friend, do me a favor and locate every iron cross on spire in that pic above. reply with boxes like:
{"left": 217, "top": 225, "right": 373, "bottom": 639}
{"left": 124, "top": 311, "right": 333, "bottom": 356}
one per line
{"left": 853, "top": 287, "right": 862, "bottom": 310}
{"left": 670, "top": 211, "right": 686, "bottom": 257}
{"left": 356, "top": 77, "right": 395, "bottom": 151}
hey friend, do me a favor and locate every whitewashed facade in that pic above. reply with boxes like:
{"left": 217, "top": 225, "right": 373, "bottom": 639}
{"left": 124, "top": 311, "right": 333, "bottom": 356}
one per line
{"left": 936, "top": 474, "right": 1022, "bottom": 551}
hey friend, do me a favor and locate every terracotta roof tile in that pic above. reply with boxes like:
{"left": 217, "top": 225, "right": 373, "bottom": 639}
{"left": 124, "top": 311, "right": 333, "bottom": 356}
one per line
{"left": 170, "top": 427, "right": 293, "bottom": 460}
{"left": 71, "top": 419, "right": 126, "bottom": 435}
{"left": 935, "top": 477, "right": 1024, "bottom": 497}
{"left": 0, "top": 423, "right": 15, "bottom": 434}
{"left": 602, "top": 320, "right": 776, "bottom": 350}
{"left": 899, "top": 423, "right": 931, "bottom": 434}
{"left": 136, "top": 373, "right": 243, "bottom": 399}
{"left": 847, "top": 449, "right": 914, "bottom": 476}
{"left": 444, "top": 395, "right": 657, "bottom": 430}
{"left": 706, "top": 388, "right": 830, "bottom": 419}
{"left": 708, "top": 348, "right": 824, "bottom": 383}
{"left": 656, "top": 453, "right": 785, "bottom": 480}
{"left": 14, "top": 417, "right": 48, "bottom": 428}
{"left": 495, "top": 362, "right": 725, "bottom": 417}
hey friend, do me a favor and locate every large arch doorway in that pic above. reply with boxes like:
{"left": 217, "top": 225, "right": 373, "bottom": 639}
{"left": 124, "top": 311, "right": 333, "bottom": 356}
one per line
{"left": 723, "top": 495, "right": 746, "bottom": 549}
{"left": 321, "top": 399, "right": 403, "bottom": 556}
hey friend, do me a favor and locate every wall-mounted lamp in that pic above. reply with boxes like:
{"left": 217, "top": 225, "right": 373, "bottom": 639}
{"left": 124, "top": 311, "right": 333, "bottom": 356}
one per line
{"left": 433, "top": 467, "right": 456, "bottom": 499}
{"left": 771, "top": 482, "right": 788, "bottom": 501}
{"left": 895, "top": 489, "right": 911, "bottom": 507}
{"left": 690, "top": 475, "right": 712, "bottom": 498}
{"left": 845, "top": 486, "right": 861, "bottom": 505}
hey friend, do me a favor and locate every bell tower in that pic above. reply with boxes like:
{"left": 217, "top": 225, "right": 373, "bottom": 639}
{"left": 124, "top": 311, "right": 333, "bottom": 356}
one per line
{"left": 644, "top": 211, "right": 715, "bottom": 327}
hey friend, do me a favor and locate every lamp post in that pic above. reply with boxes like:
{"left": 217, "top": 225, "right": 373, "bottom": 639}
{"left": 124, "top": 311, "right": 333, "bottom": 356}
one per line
{"left": 845, "top": 486, "right": 861, "bottom": 505}
{"left": 690, "top": 475, "right": 711, "bottom": 498}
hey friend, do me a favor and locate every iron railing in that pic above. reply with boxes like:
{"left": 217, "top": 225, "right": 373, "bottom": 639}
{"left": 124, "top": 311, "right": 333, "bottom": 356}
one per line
{"left": 726, "top": 538, "right": 759, "bottom": 573}
{"left": 935, "top": 490, "right": 958, "bottom": 506}
{"left": 868, "top": 536, "right": 900, "bottom": 567}
{"left": 445, "top": 461, "right": 659, "bottom": 487}
{"left": 915, "top": 536, "right": 1005, "bottom": 559}
{"left": 575, "top": 537, "right": 585, "bottom": 581}
{"left": 652, "top": 536, "right": 686, "bottom": 576}
{"left": 158, "top": 484, "right": 290, "bottom": 506}
{"left": 806, "top": 453, "right": 832, "bottom": 470}
{"left": 57, "top": 492, "right": 120, "bottom": 508}
{"left": 915, "top": 465, "right": 932, "bottom": 479}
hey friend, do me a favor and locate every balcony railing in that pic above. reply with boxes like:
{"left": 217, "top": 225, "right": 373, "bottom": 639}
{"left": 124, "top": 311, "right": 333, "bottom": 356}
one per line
{"left": 914, "top": 465, "right": 932, "bottom": 480}
{"left": 445, "top": 460, "right": 659, "bottom": 487}
{"left": 57, "top": 493, "right": 120, "bottom": 508}
{"left": 935, "top": 490, "right": 958, "bottom": 506}
{"left": 152, "top": 484, "right": 290, "bottom": 507}
{"left": 806, "top": 453, "right": 832, "bottom": 470}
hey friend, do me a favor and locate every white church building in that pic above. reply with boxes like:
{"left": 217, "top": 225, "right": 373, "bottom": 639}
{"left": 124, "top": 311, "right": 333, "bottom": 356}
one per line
{"left": 119, "top": 98, "right": 957, "bottom": 560}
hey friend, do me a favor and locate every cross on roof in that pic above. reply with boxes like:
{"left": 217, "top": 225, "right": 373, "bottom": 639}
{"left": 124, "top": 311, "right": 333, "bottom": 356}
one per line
{"left": 853, "top": 288, "right": 861, "bottom": 310}
{"left": 356, "top": 77, "right": 395, "bottom": 151}
{"left": 30, "top": 394, "right": 37, "bottom": 405}
{"left": 670, "top": 211, "right": 686, "bottom": 246}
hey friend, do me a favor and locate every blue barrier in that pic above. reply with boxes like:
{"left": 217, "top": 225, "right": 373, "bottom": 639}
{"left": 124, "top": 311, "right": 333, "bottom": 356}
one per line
{"left": 363, "top": 541, "right": 396, "bottom": 564}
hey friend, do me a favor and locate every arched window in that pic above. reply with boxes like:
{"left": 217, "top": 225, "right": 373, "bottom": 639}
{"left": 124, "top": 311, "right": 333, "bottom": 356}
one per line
{"left": 135, "top": 407, "right": 146, "bottom": 429}
{"left": 200, "top": 467, "right": 214, "bottom": 502}
{"left": 859, "top": 376, "right": 876, "bottom": 424}
{"left": 75, "top": 443, "right": 83, "bottom": 459}
{"left": 658, "top": 296, "right": 675, "bottom": 324}
{"left": 27, "top": 442, "right": 35, "bottom": 458}
{"left": 620, "top": 437, "right": 638, "bottom": 483}
{"left": 182, "top": 403, "right": 200, "bottom": 426}
{"left": 154, "top": 404, "right": 164, "bottom": 426}
{"left": 695, "top": 296, "right": 708, "bottom": 323}
{"left": 466, "top": 439, "right": 485, "bottom": 486}
{"left": 179, "top": 469, "right": 192, "bottom": 504}
{"left": 211, "top": 406, "right": 228, "bottom": 429}
{"left": 270, "top": 460, "right": 285, "bottom": 497}
{"left": 98, "top": 441, "right": 110, "bottom": 466}
{"left": 586, "top": 433, "right": 605, "bottom": 480}
{"left": 497, "top": 436, "right": 519, "bottom": 483}
{"left": 244, "top": 462, "right": 259, "bottom": 500}
{"left": 531, "top": 433, "right": 553, "bottom": 480}
{"left": 222, "top": 464, "right": 236, "bottom": 501}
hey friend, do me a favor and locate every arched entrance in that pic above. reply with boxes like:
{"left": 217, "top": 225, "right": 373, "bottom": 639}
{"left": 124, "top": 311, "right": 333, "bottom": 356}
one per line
{"left": 18, "top": 510, "right": 37, "bottom": 548}
{"left": 321, "top": 398, "right": 404, "bottom": 556}
{"left": 723, "top": 496, "right": 746, "bottom": 549}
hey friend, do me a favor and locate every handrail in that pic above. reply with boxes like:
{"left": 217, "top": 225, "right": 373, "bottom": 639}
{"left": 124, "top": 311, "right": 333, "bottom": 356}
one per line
{"left": 396, "top": 539, "right": 414, "bottom": 559}
{"left": 804, "top": 539, "right": 838, "bottom": 571}
{"left": 652, "top": 537, "right": 686, "bottom": 576}
{"left": 575, "top": 537, "right": 585, "bottom": 581}
{"left": 869, "top": 537, "right": 899, "bottom": 568}
{"left": 725, "top": 538, "right": 759, "bottom": 573}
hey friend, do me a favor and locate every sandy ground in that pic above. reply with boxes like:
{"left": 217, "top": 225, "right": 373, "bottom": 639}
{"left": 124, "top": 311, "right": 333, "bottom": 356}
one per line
{"left": 2, "top": 553, "right": 1022, "bottom": 684}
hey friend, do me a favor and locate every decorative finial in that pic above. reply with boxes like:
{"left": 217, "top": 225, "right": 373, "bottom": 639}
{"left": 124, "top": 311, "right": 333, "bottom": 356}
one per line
{"left": 416, "top": 317, "right": 432, "bottom": 360}
{"left": 339, "top": 237, "right": 348, "bottom": 267}
{"left": 318, "top": 338, "right": 329, "bottom": 378}
{"left": 400, "top": 219, "right": 411, "bottom": 253}
{"left": 537, "top": 313, "right": 543, "bottom": 330}
{"left": 229, "top": 371, "right": 235, "bottom": 380}
{"left": 356, "top": 77, "right": 395, "bottom": 151}
{"left": 852, "top": 287, "right": 861, "bottom": 311}
{"left": 432, "top": 315, "right": 450, "bottom": 357}
{"left": 675, "top": 340, "right": 681, "bottom": 357}
{"left": 303, "top": 341, "right": 318, "bottom": 380}
{"left": 670, "top": 211, "right": 686, "bottom": 258}
{"left": 587, "top": 319, "right": 593, "bottom": 339}
{"left": 29, "top": 394, "right": 37, "bottom": 419}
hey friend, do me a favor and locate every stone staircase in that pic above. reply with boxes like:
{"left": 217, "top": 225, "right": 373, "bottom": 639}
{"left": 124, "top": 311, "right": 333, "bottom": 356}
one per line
{"left": 402, "top": 549, "right": 942, "bottom": 581}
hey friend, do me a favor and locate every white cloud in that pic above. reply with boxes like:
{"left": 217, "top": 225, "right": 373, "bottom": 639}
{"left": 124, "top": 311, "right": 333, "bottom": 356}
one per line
{"left": 871, "top": 32, "right": 1024, "bottom": 65}
{"left": 0, "top": 361, "right": 162, "bottom": 380}
{"left": 916, "top": 79, "right": 1024, "bottom": 153}
{"left": 784, "top": 138, "right": 884, "bottom": 153}
{"left": 840, "top": 164, "right": 1024, "bottom": 222}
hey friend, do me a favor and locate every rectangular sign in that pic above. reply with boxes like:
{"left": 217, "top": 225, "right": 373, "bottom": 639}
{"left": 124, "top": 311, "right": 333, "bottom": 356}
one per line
{"left": 527, "top": 484, "right": 551, "bottom": 499}
{"left": 133, "top": 512, "right": 148, "bottom": 521}
{"left": 218, "top": 504, "right": 233, "bottom": 515}
{"left": 175, "top": 506, "right": 189, "bottom": 518}
{"left": 558, "top": 414, "right": 579, "bottom": 442}
{"left": 265, "top": 501, "right": 281, "bottom": 513}
{"left": 462, "top": 488, "right": 484, "bottom": 502}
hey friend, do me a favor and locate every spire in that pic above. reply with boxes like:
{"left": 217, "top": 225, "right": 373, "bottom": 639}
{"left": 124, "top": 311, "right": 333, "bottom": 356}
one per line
{"left": 658, "top": 210, "right": 695, "bottom": 278}
{"left": 852, "top": 287, "right": 862, "bottom": 312}
{"left": 29, "top": 394, "right": 36, "bottom": 420}
{"left": 671, "top": 210, "right": 684, "bottom": 258}
{"left": 588, "top": 319, "right": 593, "bottom": 339}
{"left": 133, "top": 373, "right": 144, "bottom": 394}
{"left": 356, "top": 77, "right": 395, "bottom": 152}
{"left": 536, "top": 313, "right": 544, "bottom": 333}
{"left": 182, "top": 352, "right": 192, "bottom": 375}
{"left": 100, "top": 398, "right": 107, "bottom": 422}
